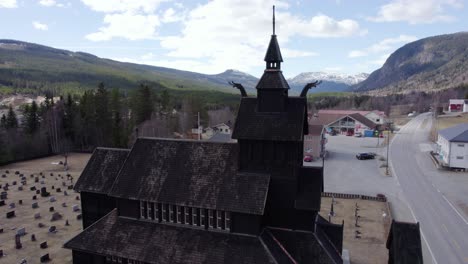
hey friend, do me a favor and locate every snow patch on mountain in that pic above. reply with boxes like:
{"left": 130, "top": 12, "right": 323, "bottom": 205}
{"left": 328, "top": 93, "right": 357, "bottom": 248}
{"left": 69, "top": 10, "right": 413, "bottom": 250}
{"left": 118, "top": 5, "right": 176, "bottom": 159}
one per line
{"left": 288, "top": 72, "right": 369, "bottom": 86}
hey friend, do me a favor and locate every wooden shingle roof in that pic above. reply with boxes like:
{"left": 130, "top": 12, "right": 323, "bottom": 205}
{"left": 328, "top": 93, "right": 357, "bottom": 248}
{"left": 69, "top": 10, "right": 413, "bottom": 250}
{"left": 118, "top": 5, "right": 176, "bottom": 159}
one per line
{"left": 64, "top": 210, "right": 277, "bottom": 264}
{"left": 232, "top": 97, "right": 307, "bottom": 141}
{"left": 74, "top": 147, "right": 130, "bottom": 194}
{"left": 109, "top": 138, "right": 270, "bottom": 215}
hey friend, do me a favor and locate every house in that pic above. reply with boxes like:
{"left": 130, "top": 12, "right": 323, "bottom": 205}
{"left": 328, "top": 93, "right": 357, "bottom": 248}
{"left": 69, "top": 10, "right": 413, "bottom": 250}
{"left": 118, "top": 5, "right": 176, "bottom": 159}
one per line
{"left": 64, "top": 12, "right": 345, "bottom": 264}
{"left": 213, "top": 122, "right": 232, "bottom": 134}
{"left": 309, "top": 112, "right": 377, "bottom": 136}
{"left": 448, "top": 99, "right": 468, "bottom": 112}
{"left": 437, "top": 123, "right": 468, "bottom": 169}
{"left": 304, "top": 124, "right": 326, "bottom": 160}
{"left": 317, "top": 109, "right": 386, "bottom": 125}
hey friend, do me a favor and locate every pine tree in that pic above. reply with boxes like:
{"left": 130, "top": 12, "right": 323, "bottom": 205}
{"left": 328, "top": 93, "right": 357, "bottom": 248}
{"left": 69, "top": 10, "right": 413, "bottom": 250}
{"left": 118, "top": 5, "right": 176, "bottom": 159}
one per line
{"left": 0, "top": 114, "right": 6, "bottom": 129}
{"left": 6, "top": 105, "right": 18, "bottom": 129}
{"left": 132, "top": 84, "right": 153, "bottom": 125}
{"left": 110, "top": 88, "right": 125, "bottom": 147}
{"left": 95, "top": 82, "right": 111, "bottom": 146}
{"left": 24, "top": 101, "right": 40, "bottom": 135}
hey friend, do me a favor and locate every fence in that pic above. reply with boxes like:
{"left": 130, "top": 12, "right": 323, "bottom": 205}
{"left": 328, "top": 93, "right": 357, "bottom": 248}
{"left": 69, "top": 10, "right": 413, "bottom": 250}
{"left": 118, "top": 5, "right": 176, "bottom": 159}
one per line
{"left": 322, "top": 191, "right": 387, "bottom": 202}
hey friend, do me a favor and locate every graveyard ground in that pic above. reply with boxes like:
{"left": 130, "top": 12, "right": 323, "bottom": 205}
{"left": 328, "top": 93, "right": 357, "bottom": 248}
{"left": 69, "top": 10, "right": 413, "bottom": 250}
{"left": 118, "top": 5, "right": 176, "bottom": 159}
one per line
{"left": 319, "top": 197, "right": 392, "bottom": 264}
{"left": 0, "top": 153, "right": 91, "bottom": 264}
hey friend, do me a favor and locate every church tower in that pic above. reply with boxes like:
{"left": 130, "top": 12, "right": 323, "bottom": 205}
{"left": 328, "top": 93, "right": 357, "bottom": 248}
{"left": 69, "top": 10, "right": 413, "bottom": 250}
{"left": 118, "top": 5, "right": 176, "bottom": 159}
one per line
{"left": 257, "top": 6, "right": 290, "bottom": 112}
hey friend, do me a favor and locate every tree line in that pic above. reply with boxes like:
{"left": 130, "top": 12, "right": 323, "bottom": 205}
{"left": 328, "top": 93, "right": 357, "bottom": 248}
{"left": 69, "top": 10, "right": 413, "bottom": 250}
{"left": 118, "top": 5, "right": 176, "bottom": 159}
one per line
{"left": 0, "top": 82, "right": 236, "bottom": 164}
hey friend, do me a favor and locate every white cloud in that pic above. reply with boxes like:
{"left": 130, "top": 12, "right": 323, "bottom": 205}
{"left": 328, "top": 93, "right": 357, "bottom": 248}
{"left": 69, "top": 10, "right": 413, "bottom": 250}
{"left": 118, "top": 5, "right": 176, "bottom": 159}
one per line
{"left": 161, "top": 8, "right": 183, "bottom": 23}
{"left": 39, "top": 0, "right": 66, "bottom": 7}
{"left": 348, "top": 35, "right": 417, "bottom": 58}
{"left": 158, "top": 0, "right": 364, "bottom": 73}
{"left": 80, "top": 0, "right": 166, "bottom": 14}
{"left": 368, "top": 0, "right": 463, "bottom": 24}
{"left": 86, "top": 12, "right": 159, "bottom": 41}
{"left": 0, "top": 0, "right": 17, "bottom": 8}
{"left": 32, "top": 21, "right": 49, "bottom": 30}
{"left": 282, "top": 48, "right": 318, "bottom": 58}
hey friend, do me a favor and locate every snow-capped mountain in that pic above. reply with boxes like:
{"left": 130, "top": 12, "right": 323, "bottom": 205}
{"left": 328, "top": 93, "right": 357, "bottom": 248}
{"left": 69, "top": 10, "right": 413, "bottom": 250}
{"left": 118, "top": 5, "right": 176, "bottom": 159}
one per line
{"left": 288, "top": 72, "right": 369, "bottom": 86}
{"left": 287, "top": 72, "right": 369, "bottom": 94}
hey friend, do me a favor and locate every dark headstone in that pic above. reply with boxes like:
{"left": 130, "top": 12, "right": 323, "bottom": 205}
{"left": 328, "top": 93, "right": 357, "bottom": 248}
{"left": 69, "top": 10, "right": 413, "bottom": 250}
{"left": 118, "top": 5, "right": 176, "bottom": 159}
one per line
{"left": 36, "top": 190, "right": 41, "bottom": 195}
{"left": 15, "top": 171, "right": 20, "bottom": 175}
{"left": 64, "top": 191, "right": 68, "bottom": 196}
{"left": 0, "top": 228, "right": 3, "bottom": 233}
{"left": 41, "top": 187, "right": 49, "bottom": 197}
{"left": 48, "top": 226, "right": 56, "bottom": 233}
{"left": 7, "top": 210, "right": 15, "bottom": 218}
{"left": 30, "top": 186, "right": 36, "bottom": 191}
{"left": 18, "top": 186, "right": 23, "bottom": 191}
{"left": 31, "top": 234, "right": 36, "bottom": 241}
{"left": 51, "top": 212, "right": 62, "bottom": 221}
{"left": 49, "top": 207, "right": 54, "bottom": 212}
{"left": 35, "top": 177, "right": 39, "bottom": 183}
{"left": 19, "top": 199, "right": 22, "bottom": 205}
{"left": 40, "top": 241, "right": 48, "bottom": 249}
{"left": 68, "top": 185, "right": 73, "bottom": 190}
{"left": 39, "top": 172, "right": 43, "bottom": 176}
{"left": 51, "top": 186, "right": 54, "bottom": 190}
{"left": 34, "top": 212, "right": 41, "bottom": 219}
{"left": 32, "top": 202, "right": 39, "bottom": 209}
{"left": 65, "top": 219, "right": 70, "bottom": 226}
{"left": 12, "top": 181, "right": 17, "bottom": 185}
{"left": 75, "top": 195, "right": 80, "bottom": 201}
{"left": 1, "top": 174, "right": 5, "bottom": 178}
{"left": 56, "top": 188, "right": 61, "bottom": 193}
{"left": 76, "top": 214, "right": 82, "bottom": 220}
{"left": 0, "top": 200, "right": 5, "bottom": 206}
{"left": 5, "top": 170, "right": 9, "bottom": 174}
{"left": 33, "top": 195, "right": 37, "bottom": 200}
{"left": 38, "top": 222, "right": 45, "bottom": 228}
{"left": 0, "top": 249, "right": 3, "bottom": 257}
{"left": 9, "top": 202, "right": 15, "bottom": 208}
{"left": 61, "top": 202, "right": 67, "bottom": 207}
{"left": 0, "top": 192, "right": 6, "bottom": 199}
{"left": 50, "top": 173, "right": 53, "bottom": 176}
{"left": 15, "top": 234, "right": 22, "bottom": 249}
{"left": 40, "top": 253, "right": 50, "bottom": 262}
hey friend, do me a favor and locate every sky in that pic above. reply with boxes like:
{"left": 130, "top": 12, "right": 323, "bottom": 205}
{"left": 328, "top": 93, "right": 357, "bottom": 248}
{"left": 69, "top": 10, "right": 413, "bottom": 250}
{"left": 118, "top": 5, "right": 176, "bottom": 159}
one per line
{"left": 0, "top": 0, "right": 467, "bottom": 78}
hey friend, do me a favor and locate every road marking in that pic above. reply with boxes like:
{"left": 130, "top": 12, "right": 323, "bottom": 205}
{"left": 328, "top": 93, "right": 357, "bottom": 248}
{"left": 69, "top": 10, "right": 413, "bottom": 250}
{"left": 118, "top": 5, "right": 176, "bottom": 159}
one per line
{"left": 442, "top": 224, "right": 448, "bottom": 233}
{"left": 442, "top": 195, "right": 468, "bottom": 225}
{"left": 452, "top": 239, "right": 461, "bottom": 250}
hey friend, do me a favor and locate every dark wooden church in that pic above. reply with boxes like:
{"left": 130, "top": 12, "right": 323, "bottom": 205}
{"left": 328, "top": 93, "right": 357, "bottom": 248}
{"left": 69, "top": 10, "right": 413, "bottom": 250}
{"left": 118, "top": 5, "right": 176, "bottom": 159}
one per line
{"left": 64, "top": 10, "right": 345, "bottom": 264}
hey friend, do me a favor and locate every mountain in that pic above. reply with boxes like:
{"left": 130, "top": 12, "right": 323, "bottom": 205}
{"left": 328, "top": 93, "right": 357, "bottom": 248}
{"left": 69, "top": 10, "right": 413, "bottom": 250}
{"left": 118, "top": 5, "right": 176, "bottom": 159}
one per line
{"left": 287, "top": 72, "right": 369, "bottom": 93}
{"left": 0, "top": 39, "right": 251, "bottom": 94}
{"left": 352, "top": 32, "right": 468, "bottom": 93}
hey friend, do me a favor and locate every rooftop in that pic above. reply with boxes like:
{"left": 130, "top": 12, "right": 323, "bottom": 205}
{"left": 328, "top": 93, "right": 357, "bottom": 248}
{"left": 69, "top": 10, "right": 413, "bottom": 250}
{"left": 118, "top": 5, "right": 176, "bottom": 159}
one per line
{"left": 438, "top": 123, "right": 468, "bottom": 142}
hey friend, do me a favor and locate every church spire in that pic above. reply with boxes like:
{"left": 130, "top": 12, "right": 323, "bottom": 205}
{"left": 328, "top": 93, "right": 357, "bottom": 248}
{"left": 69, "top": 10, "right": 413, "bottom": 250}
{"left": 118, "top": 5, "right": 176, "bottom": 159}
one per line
{"left": 264, "top": 5, "right": 283, "bottom": 69}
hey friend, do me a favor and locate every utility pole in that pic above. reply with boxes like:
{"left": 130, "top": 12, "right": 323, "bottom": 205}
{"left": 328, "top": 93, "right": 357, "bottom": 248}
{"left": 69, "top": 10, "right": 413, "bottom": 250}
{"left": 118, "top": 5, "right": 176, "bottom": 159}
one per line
{"left": 386, "top": 127, "right": 390, "bottom": 175}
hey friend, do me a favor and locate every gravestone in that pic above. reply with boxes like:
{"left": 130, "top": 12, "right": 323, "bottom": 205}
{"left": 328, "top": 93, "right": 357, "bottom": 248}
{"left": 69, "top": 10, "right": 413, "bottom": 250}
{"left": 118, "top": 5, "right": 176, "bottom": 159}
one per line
{"left": 32, "top": 202, "right": 39, "bottom": 209}
{"left": 36, "top": 190, "right": 41, "bottom": 195}
{"left": 31, "top": 234, "right": 36, "bottom": 241}
{"left": 30, "top": 186, "right": 36, "bottom": 191}
{"left": 15, "top": 171, "right": 19, "bottom": 175}
{"left": 68, "top": 185, "right": 74, "bottom": 190}
{"left": 41, "top": 187, "right": 49, "bottom": 197}
{"left": 9, "top": 202, "right": 15, "bottom": 208}
{"left": 12, "top": 181, "right": 16, "bottom": 185}
{"left": 49, "top": 207, "right": 54, "bottom": 212}
{"left": 40, "top": 181, "right": 45, "bottom": 185}
{"left": 51, "top": 212, "right": 62, "bottom": 221}
{"left": 15, "top": 234, "right": 22, "bottom": 249}
{"left": 75, "top": 195, "right": 80, "bottom": 200}
{"left": 49, "top": 196, "right": 56, "bottom": 202}
{"left": 35, "top": 177, "right": 39, "bottom": 183}
{"left": 1, "top": 191, "right": 7, "bottom": 199}
{"left": 0, "top": 228, "right": 3, "bottom": 233}
{"left": 56, "top": 188, "right": 61, "bottom": 193}
{"left": 19, "top": 199, "right": 22, "bottom": 205}
{"left": 76, "top": 214, "right": 82, "bottom": 220}
{"left": 0, "top": 249, "right": 3, "bottom": 257}
{"left": 7, "top": 210, "right": 15, "bottom": 218}
{"left": 65, "top": 219, "right": 70, "bottom": 226}
{"left": 40, "top": 241, "right": 48, "bottom": 249}
{"left": 3, "top": 186, "right": 8, "bottom": 191}
{"left": 33, "top": 195, "right": 37, "bottom": 200}
{"left": 34, "top": 212, "right": 41, "bottom": 219}
{"left": 62, "top": 181, "right": 66, "bottom": 187}
{"left": 48, "top": 226, "right": 56, "bottom": 233}
{"left": 38, "top": 223, "right": 45, "bottom": 228}
{"left": 72, "top": 204, "right": 80, "bottom": 212}
{"left": 64, "top": 191, "right": 68, "bottom": 196}
{"left": 0, "top": 200, "right": 5, "bottom": 206}
{"left": 40, "top": 253, "right": 50, "bottom": 262}
{"left": 51, "top": 186, "right": 54, "bottom": 190}
{"left": 18, "top": 186, "right": 23, "bottom": 191}
{"left": 62, "top": 202, "right": 67, "bottom": 207}
{"left": 16, "top": 227, "right": 26, "bottom": 236}
{"left": 50, "top": 173, "right": 53, "bottom": 176}
{"left": 1, "top": 174, "right": 5, "bottom": 178}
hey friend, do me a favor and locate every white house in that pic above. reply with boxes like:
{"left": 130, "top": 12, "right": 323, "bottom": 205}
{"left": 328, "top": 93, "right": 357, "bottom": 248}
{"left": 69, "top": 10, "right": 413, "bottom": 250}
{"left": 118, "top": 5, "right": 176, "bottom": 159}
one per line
{"left": 437, "top": 123, "right": 468, "bottom": 170}
{"left": 448, "top": 99, "right": 468, "bottom": 113}
{"left": 212, "top": 123, "right": 231, "bottom": 134}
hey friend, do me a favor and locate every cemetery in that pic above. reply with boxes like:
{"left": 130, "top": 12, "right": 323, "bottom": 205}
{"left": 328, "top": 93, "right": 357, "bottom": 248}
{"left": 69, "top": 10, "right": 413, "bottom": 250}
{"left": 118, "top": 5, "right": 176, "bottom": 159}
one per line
{"left": 0, "top": 153, "right": 90, "bottom": 263}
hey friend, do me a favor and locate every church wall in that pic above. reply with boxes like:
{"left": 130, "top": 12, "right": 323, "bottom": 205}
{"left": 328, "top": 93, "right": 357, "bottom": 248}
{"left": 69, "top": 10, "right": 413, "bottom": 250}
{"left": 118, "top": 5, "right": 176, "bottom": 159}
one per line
{"left": 81, "top": 192, "right": 116, "bottom": 229}
{"left": 231, "top": 213, "right": 262, "bottom": 235}
{"left": 72, "top": 250, "right": 106, "bottom": 264}
{"left": 117, "top": 198, "right": 140, "bottom": 219}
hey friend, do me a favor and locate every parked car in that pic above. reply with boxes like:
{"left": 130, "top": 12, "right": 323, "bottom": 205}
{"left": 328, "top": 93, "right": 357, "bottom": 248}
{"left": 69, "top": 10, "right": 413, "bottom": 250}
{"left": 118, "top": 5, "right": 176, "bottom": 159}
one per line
{"left": 354, "top": 132, "right": 362, "bottom": 137}
{"left": 303, "top": 155, "right": 313, "bottom": 162}
{"left": 356, "top": 153, "right": 376, "bottom": 160}
{"left": 329, "top": 130, "right": 337, "bottom": 136}
{"left": 346, "top": 131, "right": 353, "bottom": 136}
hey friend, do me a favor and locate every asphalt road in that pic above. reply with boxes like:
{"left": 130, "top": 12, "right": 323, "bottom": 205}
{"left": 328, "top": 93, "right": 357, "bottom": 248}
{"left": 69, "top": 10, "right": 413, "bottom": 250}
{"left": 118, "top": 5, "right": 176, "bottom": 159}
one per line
{"left": 390, "top": 113, "right": 468, "bottom": 264}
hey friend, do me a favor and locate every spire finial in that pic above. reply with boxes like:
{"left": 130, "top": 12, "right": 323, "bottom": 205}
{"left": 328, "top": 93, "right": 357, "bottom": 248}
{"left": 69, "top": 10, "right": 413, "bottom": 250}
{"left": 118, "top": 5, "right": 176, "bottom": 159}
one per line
{"left": 273, "top": 5, "right": 276, "bottom": 35}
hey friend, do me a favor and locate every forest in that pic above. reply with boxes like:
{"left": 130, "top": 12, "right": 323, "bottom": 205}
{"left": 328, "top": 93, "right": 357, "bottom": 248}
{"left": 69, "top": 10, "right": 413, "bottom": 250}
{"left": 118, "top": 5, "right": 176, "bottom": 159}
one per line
{"left": 0, "top": 83, "right": 238, "bottom": 164}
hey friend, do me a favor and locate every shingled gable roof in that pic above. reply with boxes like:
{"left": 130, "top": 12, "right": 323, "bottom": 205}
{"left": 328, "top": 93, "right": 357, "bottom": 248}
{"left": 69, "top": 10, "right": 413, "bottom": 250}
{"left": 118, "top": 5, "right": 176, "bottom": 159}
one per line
{"left": 74, "top": 147, "right": 129, "bottom": 194}
{"left": 438, "top": 123, "right": 468, "bottom": 142}
{"left": 109, "top": 138, "right": 270, "bottom": 215}
{"left": 232, "top": 97, "right": 308, "bottom": 141}
{"left": 64, "top": 210, "right": 277, "bottom": 264}
{"left": 348, "top": 113, "right": 377, "bottom": 129}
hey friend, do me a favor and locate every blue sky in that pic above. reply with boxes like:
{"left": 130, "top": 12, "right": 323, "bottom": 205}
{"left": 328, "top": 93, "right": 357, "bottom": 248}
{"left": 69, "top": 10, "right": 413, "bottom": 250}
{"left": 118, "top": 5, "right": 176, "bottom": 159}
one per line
{"left": 0, "top": 0, "right": 467, "bottom": 78}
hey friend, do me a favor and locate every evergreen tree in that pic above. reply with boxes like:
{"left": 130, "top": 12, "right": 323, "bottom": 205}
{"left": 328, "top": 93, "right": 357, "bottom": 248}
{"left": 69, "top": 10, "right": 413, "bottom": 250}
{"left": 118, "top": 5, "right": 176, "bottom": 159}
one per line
{"left": 0, "top": 114, "right": 6, "bottom": 129}
{"left": 24, "top": 101, "right": 40, "bottom": 135}
{"left": 95, "top": 82, "right": 111, "bottom": 146}
{"left": 132, "top": 84, "right": 153, "bottom": 125}
{"left": 63, "top": 94, "right": 75, "bottom": 141}
{"left": 6, "top": 105, "right": 18, "bottom": 129}
{"left": 160, "top": 89, "right": 171, "bottom": 112}
{"left": 110, "top": 88, "right": 125, "bottom": 147}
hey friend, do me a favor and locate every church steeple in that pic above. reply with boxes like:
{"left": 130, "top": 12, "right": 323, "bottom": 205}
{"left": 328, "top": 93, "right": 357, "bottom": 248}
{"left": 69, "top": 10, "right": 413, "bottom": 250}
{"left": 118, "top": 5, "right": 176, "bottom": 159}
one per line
{"left": 264, "top": 6, "right": 283, "bottom": 70}
{"left": 256, "top": 5, "right": 290, "bottom": 112}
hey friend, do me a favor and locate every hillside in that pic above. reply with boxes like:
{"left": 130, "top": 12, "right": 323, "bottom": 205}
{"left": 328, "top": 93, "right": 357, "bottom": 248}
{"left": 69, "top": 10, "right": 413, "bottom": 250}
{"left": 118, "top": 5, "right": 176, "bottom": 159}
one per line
{"left": 0, "top": 39, "right": 253, "bottom": 94}
{"left": 352, "top": 32, "right": 468, "bottom": 93}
